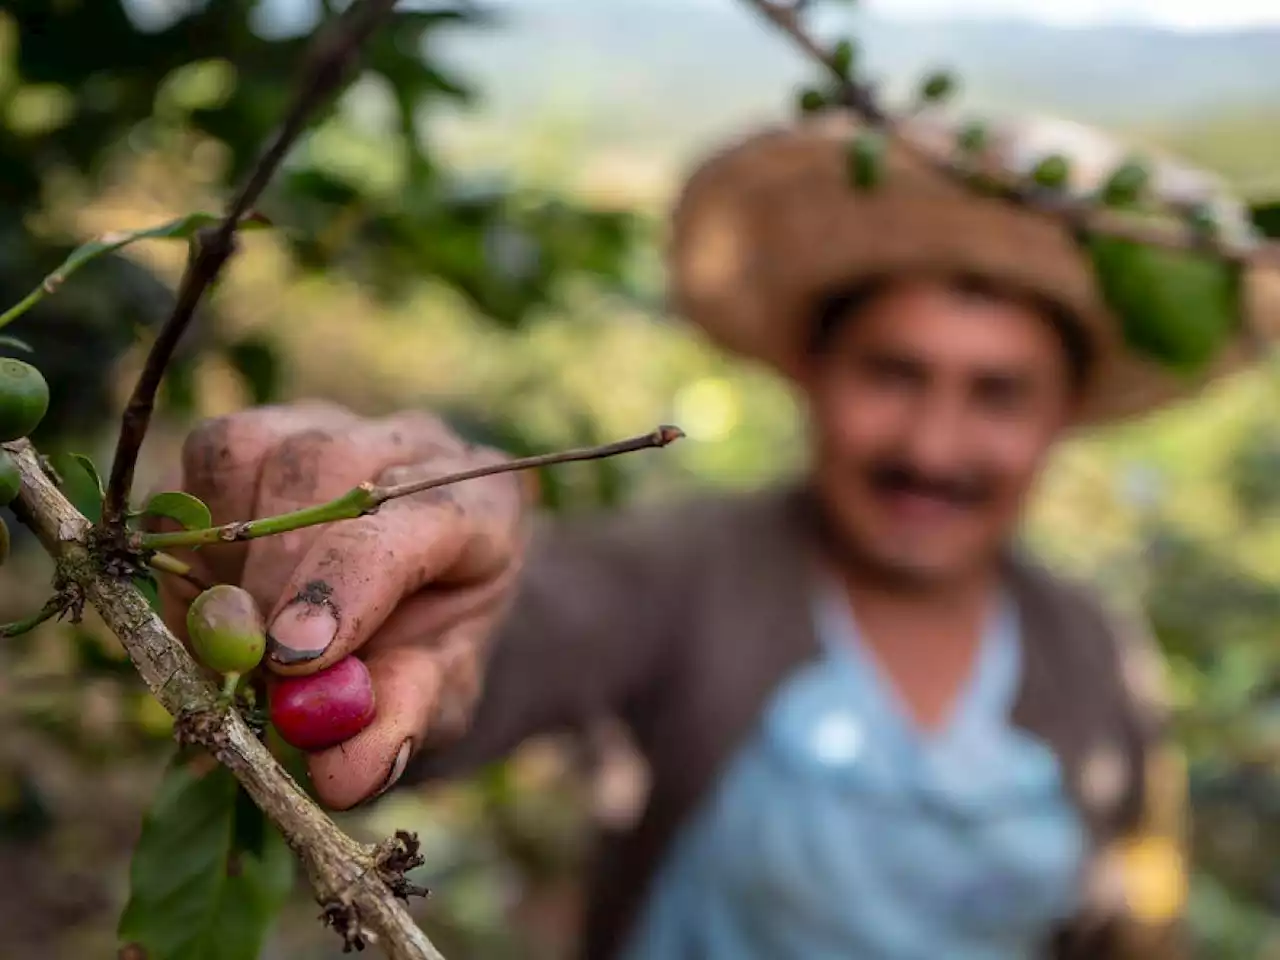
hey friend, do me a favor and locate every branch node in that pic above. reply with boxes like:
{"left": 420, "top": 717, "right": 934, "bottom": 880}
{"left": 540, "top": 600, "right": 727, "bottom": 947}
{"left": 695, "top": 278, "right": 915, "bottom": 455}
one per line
{"left": 322, "top": 899, "right": 373, "bottom": 953}
{"left": 374, "top": 830, "right": 430, "bottom": 902}
{"left": 173, "top": 707, "right": 230, "bottom": 753}
{"left": 49, "top": 571, "right": 86, "bottom": 625}
{"left": 221, "top": 521, "right": 250, "bottom": 542}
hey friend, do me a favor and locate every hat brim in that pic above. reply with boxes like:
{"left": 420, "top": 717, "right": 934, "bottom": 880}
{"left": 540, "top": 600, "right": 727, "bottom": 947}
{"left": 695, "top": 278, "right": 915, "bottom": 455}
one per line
{"left": 666, "top": 113, "right": 1280, "bottom": 426}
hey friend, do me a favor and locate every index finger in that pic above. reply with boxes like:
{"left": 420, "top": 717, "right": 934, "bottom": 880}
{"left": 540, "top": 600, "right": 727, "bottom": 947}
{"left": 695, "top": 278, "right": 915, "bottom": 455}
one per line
{"left": 263, "top": 454, "right": 521, "bottom": 674}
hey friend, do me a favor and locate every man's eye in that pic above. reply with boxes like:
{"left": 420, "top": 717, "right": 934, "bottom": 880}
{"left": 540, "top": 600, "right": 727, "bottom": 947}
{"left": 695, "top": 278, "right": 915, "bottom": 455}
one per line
{"left": 862, "top": 358, "right": 923, "bottom": 388}
{"left": 975, "top": 377, "right": 1029, "bottom": 411}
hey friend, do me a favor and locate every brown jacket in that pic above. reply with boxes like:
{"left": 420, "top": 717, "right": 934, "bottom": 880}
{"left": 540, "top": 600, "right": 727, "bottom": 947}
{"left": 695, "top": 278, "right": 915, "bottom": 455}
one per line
{"left": 405, "top": 482, "right": 1190, "bottom": 960}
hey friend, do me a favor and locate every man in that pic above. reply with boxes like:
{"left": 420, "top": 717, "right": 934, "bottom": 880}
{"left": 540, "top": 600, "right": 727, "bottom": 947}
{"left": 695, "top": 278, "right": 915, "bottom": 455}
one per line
{"left": 154, "top": 111, "right": 1280, "bottom": 958}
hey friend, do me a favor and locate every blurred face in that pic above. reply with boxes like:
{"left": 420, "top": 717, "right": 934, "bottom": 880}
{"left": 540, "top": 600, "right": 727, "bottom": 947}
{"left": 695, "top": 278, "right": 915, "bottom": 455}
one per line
{"left": 801, "top": 276, "right": 1079, "bottom": 587}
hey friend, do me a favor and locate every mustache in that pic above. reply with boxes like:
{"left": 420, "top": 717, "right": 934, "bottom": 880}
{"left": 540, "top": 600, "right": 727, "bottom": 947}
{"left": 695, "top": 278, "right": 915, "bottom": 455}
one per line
{"left": 865, "top": 461, "right": 995, "bottom": 507}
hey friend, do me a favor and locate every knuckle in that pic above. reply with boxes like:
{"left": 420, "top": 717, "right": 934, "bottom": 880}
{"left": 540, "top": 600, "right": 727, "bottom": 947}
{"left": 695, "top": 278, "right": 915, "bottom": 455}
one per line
{"left": 180, "top": 412, "right": 247, "bottom": 491}
{"left": 380, "top": 410, "right": 466, "bottom": 456}
{"left": 376, "top": 463, "right": 426, "bottom": 487}
{"left": 260, "top": 428, "right": 351, "bottom": 499}
{"left": 181, "top": 402, "right": 355, "bottom": 492}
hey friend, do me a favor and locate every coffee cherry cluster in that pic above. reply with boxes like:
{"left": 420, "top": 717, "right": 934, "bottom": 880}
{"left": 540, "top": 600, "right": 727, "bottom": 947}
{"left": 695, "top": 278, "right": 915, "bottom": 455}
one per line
{"left": 186, "top": 583, "right": 376, "bottom": 751}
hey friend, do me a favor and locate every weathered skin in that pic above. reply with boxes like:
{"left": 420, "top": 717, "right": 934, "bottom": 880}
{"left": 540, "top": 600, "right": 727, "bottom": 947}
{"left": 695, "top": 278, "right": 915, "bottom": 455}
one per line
{"left": 148, "top": 402, "right": 528, "bottom": 811}
{"left": 270, "top": 655, "right": 378, "bottom": 753}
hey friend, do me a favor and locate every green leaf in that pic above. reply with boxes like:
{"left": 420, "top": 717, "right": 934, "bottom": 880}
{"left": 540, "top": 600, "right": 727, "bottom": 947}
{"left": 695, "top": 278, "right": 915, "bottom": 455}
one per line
{"left": 919, "top": 71, "right": 956, "bottom": 103}
{"left": 0, "top": 211, "right": 271, "bottom": 331}
{"left": 70, "top": 453, "right": 104, "bottom": 500}
{"left": 161, "top": 355, "right": 200, "bottom": 418}
{"left": 143, "top": 491, "right": 213, "bottom": 531}
{"left": 133, "top": 570, "right": 162, "bottom": 615}
{"left": 847, "top": 131, "right": 885, "bottom": 190}
{"left": 1249, "top": 200, "right": 1280, "bottom": 240}
{"left": 0, "top": 335, "right": 33, "bottom": 353}
{"left": 223, "top": 335, "right": 281, "bottom": 405}
{"left": 47, "top": 452, "right": 105, "bottom": 522}
{"left": 1087, "top": 234, "right": 1242, "bottom": 373}
{"left": 831, "top": 39, "right": 857, "bottom": 79}
{"left": 118, "top": 754, "right": 295, "bottom": 960}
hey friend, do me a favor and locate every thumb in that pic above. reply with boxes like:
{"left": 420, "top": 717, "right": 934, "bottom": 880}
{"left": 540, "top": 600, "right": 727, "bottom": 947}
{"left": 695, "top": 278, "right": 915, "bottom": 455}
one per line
{"left": 293, "top": 617, "right": 488, "bottom": 810}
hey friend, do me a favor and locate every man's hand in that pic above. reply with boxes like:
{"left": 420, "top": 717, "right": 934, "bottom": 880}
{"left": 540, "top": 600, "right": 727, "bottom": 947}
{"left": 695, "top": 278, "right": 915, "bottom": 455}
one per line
{"left": 150, "top": 400, "right": 528, "bottom": 810}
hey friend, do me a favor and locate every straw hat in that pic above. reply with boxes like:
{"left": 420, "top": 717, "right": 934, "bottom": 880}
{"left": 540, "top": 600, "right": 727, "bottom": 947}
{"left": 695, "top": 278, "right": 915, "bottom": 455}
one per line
{"left": 666, "top": 109, "right": 1280, "bottom": 425}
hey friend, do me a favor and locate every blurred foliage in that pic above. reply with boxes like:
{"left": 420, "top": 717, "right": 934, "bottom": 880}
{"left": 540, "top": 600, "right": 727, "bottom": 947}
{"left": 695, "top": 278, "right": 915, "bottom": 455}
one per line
{"left": 0, "top": 0, "right": 642, "bottom": 448}
{"left": 1019, "top": 365, "right": 1280, "bottom": 959}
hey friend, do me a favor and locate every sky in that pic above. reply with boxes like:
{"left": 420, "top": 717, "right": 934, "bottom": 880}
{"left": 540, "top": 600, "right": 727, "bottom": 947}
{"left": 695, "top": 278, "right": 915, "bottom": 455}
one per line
{"left": 124, "top": 0, "right": 1280, "bottom": 36}
{"left": 857, "top": 0, "right": 1280, "bottom": 31}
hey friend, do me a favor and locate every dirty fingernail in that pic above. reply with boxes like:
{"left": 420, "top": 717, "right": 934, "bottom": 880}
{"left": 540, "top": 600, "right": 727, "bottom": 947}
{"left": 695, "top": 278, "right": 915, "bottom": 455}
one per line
{"left": 373, "top": 738, "right": 413, "bottom": 801}
{"left": 267, "top": 602, "right": 338, "bottom": 664}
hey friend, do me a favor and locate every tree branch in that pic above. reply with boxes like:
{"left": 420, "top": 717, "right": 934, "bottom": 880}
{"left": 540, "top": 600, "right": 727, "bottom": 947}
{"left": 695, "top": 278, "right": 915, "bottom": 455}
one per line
{"left": 5, "top": 438, "right": 444, "bottom": 960}
{"left": 100, "top": 0, "right": 401, "bottom": 530}
{"left": 742, "top": 0, "right": 1280, "bottom": 268}
{"left": 134, "top": 425, "right": 685, "bottom": 551}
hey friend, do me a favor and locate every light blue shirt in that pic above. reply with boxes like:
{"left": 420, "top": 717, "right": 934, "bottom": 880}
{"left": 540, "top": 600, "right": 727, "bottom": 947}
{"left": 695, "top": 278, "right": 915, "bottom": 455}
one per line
{"left": 620, "top": 578, "right": 1089, "bottom": 960}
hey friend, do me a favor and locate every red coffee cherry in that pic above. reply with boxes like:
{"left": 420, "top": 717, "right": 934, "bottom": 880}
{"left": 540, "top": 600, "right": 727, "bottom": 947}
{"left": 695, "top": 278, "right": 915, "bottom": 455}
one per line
{"left": 270, "top": 656, "right": 376, "bottom": 752}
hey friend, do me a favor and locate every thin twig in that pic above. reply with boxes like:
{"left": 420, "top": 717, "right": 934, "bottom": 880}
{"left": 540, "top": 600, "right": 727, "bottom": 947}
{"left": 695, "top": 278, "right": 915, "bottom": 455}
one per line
{"left": 100, "top": 0, "right": 401, "bottom": 530}
{"left": 0, "top": 597, "right": 64, "bottom": 638}
{"left": 148, "top": 551, "right": 214, "bottom": 591}
{"left": 375, "top": 424, "right": 685, "bottom": 503}
{"left": 742, "top": 0, "right": 1280, "bottom": 268}
{"left": 135, "top": 426, "right": 684, "bottom": 551}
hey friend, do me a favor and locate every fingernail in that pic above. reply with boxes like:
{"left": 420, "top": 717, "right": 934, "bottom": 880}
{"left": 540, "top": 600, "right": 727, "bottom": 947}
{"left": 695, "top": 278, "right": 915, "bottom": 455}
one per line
{"left": 372, "top": 738, "right": 413, "bottom": 801}
{"left": 267, "top": 601, "right": 338, "bottom": 664}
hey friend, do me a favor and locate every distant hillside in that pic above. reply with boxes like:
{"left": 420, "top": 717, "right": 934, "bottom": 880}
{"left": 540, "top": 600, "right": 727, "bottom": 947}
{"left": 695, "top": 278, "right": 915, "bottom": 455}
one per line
{"left": 427, "top": 0, "right": 1280, "bottom": 178}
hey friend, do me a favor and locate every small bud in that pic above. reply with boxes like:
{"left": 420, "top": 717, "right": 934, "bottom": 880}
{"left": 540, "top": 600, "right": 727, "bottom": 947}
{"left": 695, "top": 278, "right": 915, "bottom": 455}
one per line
{"left": 187, "top": 584, "right": 267, "bottom": 676}
{"left": 831, "top": 39, "right": 857, "bottom": 79}
{"left": 1101, "top": 159, "right": 1151, "bottom": 208}
{"left": 847, "top": 130, "right": 885, "bottom": 190}
{"left": 1031, "top": 154, "right": 1071, "bottom": 191}
{"left": 797, "top": 87, "right": 828, "bottom": 115}
{"left": 919, "top": 71, "right": 956, "bottom": 103}
{"left": 270, "top": 656, "right": 377, "bottom": 752}
{"left": 957, "top": 121, "right": 988, "bottom": 156}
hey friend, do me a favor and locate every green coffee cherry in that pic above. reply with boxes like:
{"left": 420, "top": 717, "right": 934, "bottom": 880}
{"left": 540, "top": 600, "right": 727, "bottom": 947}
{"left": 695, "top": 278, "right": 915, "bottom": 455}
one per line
{"left": 0, "top": 451, "right": 19, "bottom": 507}
{"left": 1101, "top": 159, "right": 1151, "bottom": 208}
{"left": 187, "top": 584, "right": 267, "bottom": 676}
{"left": 797, "top": 87, "right": 827, "bottom": 115}
{"left": 848, "top": 131, "right": 885, "bottom": 190}
{"left": 0, "top": 359, "right": 48, "bottom": 442}
{"left": 1031, "top": 154, "right": 1071, "bottom": 190}
{"left": 832, "top": 39, "right": 857, "bottom": 79}
{"left": 957, "top": 121, "right": 988, "bottom": 156}
{"left": 920, "top": 71, "right": 956, "bottom": 103}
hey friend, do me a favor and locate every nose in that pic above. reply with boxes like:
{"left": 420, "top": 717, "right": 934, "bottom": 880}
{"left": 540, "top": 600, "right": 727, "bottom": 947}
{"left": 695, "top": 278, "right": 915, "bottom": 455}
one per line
{"left": 899, "top": 393, "right": 969, "bottom": 476}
